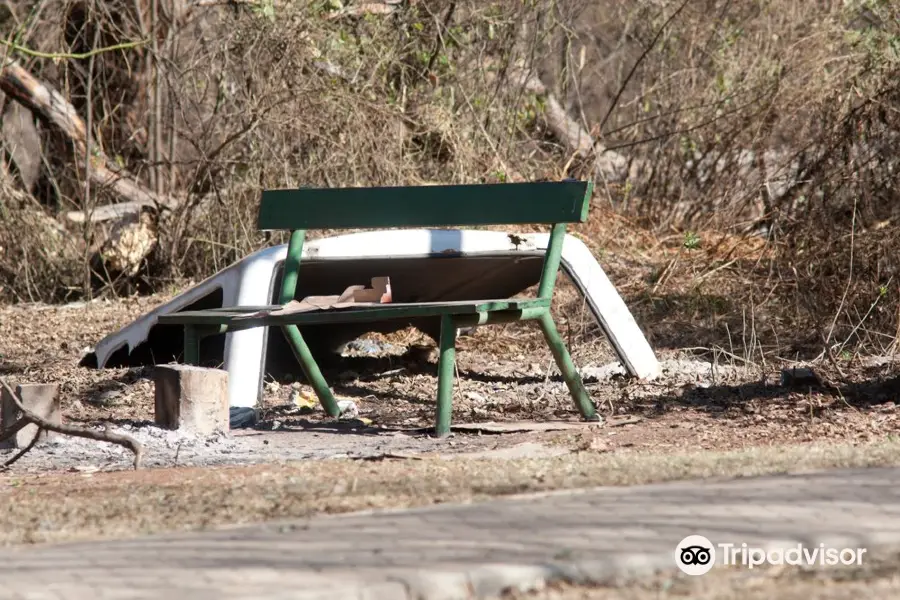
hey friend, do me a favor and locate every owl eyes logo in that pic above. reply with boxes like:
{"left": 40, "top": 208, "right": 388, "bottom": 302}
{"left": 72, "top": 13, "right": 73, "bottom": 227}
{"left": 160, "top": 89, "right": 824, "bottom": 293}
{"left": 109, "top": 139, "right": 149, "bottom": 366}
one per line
{"left": 675, "top": 535, "right": 716, "bottom": 575}
{"left": 681, "top": 545, "right": 712, "bottom": 565}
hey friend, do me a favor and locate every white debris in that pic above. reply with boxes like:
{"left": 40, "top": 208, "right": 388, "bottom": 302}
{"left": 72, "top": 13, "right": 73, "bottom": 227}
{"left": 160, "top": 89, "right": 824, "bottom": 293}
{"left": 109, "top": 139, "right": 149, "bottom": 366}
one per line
{"left": 580, "top": 362, "right": 628, "bottom": 381}
{"left": 337, "top": 400, "right": 359, "bottom": 419}
{"left": 581, "top": 358, "right": 748, "bottom": 385}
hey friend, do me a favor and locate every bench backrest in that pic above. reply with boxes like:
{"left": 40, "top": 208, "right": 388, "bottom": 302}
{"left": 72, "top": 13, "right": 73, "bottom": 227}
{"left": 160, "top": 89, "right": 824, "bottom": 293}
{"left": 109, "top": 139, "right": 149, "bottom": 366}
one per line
{"left": 265, "top": 180, "right": 594, "bottom": 305}
{"left": 258, "top": 181, "right": 591, "bottom": 230}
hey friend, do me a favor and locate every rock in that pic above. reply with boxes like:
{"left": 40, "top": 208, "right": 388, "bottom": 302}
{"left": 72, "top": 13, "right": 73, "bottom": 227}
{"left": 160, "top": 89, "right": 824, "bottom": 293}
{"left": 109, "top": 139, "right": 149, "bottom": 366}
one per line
{"left": 229, "top": 406, "right": 257, "bottom": 429}
{"left": 465, "top": 391, "right": 486, "bottom": 403}
{"left": 337, "top": 399, "right": 359, "bottom": 419}
{"left": 780, "top": 367, "right": 821, "bottom": 388}
{"left": 580, "top": 362, "right": 627, "bottom": 382}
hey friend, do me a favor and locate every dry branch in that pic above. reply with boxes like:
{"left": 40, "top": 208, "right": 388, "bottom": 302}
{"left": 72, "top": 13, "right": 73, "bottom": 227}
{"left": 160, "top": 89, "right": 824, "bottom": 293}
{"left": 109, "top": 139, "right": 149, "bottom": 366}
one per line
{"left": 0, "top": 58, "right": 178, "bottom": 224}
{"left": 2, "top": 426, "right": 42, "bottom": 470}
{"left": 0, "top": 39, "right": 149, "bottom": 61}
{"left": 190, "top": 0, "right": 257, "bottom": 6}
{"left": 324, "top": 3, "right": 397, "bottom": 21}
{"left": 516, "top": 71, "right": 633, "bottom": 182}
{"left": 0, "top": 379, "right": 144, "bottom": 470}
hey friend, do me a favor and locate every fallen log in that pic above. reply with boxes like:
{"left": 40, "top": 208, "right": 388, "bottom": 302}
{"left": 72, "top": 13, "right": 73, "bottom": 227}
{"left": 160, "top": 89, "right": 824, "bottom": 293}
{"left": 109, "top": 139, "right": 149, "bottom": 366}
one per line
{"left": 0, "top": 58, "right": 179, "bottom": 223}
{"left": 515, "top": 71, "right": 632, "bottom": 181}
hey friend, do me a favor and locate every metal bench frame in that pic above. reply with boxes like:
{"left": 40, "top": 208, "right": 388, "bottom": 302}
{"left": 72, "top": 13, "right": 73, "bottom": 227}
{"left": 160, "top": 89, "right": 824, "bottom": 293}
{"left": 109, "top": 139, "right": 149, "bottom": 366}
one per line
{"left": 159, "top": 181, "right": 602, "bottom": 435}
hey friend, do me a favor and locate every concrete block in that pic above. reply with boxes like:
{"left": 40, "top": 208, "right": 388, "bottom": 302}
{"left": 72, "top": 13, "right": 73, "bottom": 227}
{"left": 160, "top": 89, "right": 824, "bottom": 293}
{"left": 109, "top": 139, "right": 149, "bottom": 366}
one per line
{"left": 0, "top": 383, "right": 61, "bottom": 449}
{"left": 155, "top": 365, "right": 229, "bottom": 434}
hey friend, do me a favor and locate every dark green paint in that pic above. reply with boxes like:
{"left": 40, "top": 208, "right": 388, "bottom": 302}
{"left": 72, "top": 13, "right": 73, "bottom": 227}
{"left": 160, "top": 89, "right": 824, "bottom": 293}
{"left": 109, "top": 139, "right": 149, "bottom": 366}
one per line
{"left": 538, "top": 312, "right": 598, "bottom": 421}
{"left": 281, "top": 324, "right": 341, "bottom": 417}
{"left": 279, "top": 230, "right": 307, "bottom": 305}
{"left": 257, "top": 181, "right": 591, "bottom": 230}
{"left": 435, "top": 315, "right": 457, "bottom": 437}
{"left": 537, "top": 223, "right": 567, "bottom": 299}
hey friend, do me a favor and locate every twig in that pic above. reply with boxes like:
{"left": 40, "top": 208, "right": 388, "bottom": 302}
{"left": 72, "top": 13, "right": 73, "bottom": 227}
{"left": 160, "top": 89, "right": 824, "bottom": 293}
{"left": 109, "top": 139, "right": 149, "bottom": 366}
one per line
{"left": 1, "top": 426, "right": 42, "bottom": 470}
{"left": 0, "top": 38, "right": 149, "bottom": 60}
{"left": 608, "top": 416, "right": 643, "bottom": 427}
{"left": 82, "top": 25, "right": 101, "bottom": 297}
{"left": 191, "top": 0, "right": 260, "bottom": 6}
{"left": 512, "top": 69, "right": 631, "bottom": 180}
{"left": 826, "top": 196, "right": 857, "bottom": 344}
{"left": 836, "top": 274, "right": 893, "bottom": 356}
{"left": 597, "top": 0, "right": 691, "bottom": 134}
{"left": 352, "top": 452, "right": 424, "bottom": 461}
{"left": 324, "top": 3, "right": 396, "bottom": 21}
{"left": 818, "top": 329, "right": 847, "bottom": 383}
{"left": 426, "top": 2, "right": 457, "bottom": 75}
{"left": 0, "top": 379, "right": 144, "bottom": 469}
{"left": 149, "top": 0, "right": 161, "bottom": 196}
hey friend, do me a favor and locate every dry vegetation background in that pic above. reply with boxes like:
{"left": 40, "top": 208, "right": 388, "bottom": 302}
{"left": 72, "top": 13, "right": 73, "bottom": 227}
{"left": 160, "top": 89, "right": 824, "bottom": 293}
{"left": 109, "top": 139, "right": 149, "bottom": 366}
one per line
{"left": 0, "top": 0, "right": 898, "bottom": 361}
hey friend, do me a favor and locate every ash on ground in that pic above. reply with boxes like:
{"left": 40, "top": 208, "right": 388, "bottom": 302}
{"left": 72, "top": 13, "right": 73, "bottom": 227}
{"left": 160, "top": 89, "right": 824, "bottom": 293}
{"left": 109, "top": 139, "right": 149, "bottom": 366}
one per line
{"left": 0, "top": 418, "right": 565, "bottom": 474}
{"left": 1, "top": 424, "right": 250, "bottom": 473}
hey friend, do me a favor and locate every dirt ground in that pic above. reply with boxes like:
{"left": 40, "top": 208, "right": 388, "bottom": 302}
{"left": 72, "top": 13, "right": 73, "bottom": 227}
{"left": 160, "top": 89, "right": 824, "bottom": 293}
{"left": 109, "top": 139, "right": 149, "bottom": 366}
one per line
{"left": 3, "top": 438, "right": 900, "bottom": 546}
{"left": 1, "top": 289, "right": 900, "bottom": 489}
{"left": 2, "top": 291, "right": 900, "bottom": 474}
{"left": 3, "top": 267, "right": 900, "bottom": 591}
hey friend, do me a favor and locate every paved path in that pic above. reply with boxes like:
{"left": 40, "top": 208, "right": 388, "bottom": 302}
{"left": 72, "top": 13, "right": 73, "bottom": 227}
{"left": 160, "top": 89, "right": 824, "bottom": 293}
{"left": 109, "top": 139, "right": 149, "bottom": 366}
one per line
{"left": 3, "top": 467, "right": 900, "bottom": 600}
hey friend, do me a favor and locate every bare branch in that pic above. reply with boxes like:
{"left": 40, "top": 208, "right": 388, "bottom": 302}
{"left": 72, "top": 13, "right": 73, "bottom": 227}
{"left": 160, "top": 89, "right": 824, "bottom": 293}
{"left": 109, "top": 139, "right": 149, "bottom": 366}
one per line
{"left": 1, "top": 426, "right": 42, "bottom": 471}
{"left": 0, "top": 379, "right": 144, "bottom": 470}
{"left": 324, "top": 3, "right": 397, "bottom": 21}
{"left": 0, "top": 38, "right": 149, "bottom": 61}
{"left": 597, "top": 0, "right": 692, "bottom": 134}
{"left": 0, "top": 58, "right": 181, "bottom": 223}
{"left": 190, "top": 0, "right": 261, "bottom": 7}
{"left": 514, "top": 70, "right": 631, "bottom": 181}
{"left": 65, "top": 202, "right": 155, "bottom": 224}
{"left": 0, "top": 416, "right": 29, "bottom": 445}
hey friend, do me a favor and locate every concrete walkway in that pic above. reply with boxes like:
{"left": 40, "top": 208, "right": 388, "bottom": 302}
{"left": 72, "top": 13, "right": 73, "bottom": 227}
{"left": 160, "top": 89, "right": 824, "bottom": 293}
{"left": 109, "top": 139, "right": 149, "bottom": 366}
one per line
{"left": 3, "top": 467, "right": 900, "bottom": 600}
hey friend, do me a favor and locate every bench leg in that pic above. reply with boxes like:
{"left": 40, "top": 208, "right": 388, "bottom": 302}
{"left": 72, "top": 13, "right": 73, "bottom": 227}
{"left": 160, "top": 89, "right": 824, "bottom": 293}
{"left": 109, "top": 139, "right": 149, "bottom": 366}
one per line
{"left": 184, "top": 325, "right": 200, "bottom": 365}
{"left": 537, "top": 312, "right": 599, "bottom": 421}
{"left": 435, "top": 314, "right": 457, "bottom": 437}
{"left": 282, "top": 324, "right": 341, "bottom": 418}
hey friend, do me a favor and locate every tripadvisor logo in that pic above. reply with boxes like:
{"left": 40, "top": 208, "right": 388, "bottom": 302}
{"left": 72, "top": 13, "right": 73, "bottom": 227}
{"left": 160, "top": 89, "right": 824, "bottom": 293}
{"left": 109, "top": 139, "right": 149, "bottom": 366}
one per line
{"left": 675, "top": 535, "right": 715, "bottom": 576}
{"left": 675, "top": 535, "right": 868, "bottom": 575}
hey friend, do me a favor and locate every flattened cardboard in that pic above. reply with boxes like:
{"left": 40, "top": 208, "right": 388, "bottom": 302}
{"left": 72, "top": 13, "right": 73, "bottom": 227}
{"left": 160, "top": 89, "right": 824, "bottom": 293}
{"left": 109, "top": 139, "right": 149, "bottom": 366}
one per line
{"left": 237, "top": 277, "right": 392, "bottom": 320}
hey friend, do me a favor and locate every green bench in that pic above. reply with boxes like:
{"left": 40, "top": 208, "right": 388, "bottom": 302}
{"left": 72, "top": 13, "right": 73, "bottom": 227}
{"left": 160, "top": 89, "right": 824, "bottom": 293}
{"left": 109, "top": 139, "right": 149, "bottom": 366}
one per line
{"left": 158, "top": 180, "right": 600, "bottom": 435}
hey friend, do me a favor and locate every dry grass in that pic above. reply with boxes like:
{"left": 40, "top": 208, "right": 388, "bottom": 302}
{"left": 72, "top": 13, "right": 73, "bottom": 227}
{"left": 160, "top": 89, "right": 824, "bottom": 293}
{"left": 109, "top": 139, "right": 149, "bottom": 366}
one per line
{"left": 0, "top": 0, "right": 898, "bottom": 363}
{"left": 572, "top": 0, "right": 900, "bottom": 360}
{"left": 3, "top": 437, "right": 900, "bottom": 546}
{"left": 0, "top": 0, "right": 570, "bottom": 299}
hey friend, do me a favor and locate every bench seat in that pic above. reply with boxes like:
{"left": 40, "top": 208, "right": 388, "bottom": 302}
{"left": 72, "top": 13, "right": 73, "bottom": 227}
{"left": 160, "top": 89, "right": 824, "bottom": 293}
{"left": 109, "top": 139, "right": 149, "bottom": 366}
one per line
{"left": 158, "top": 298, "right": 550, "bottom": 327}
